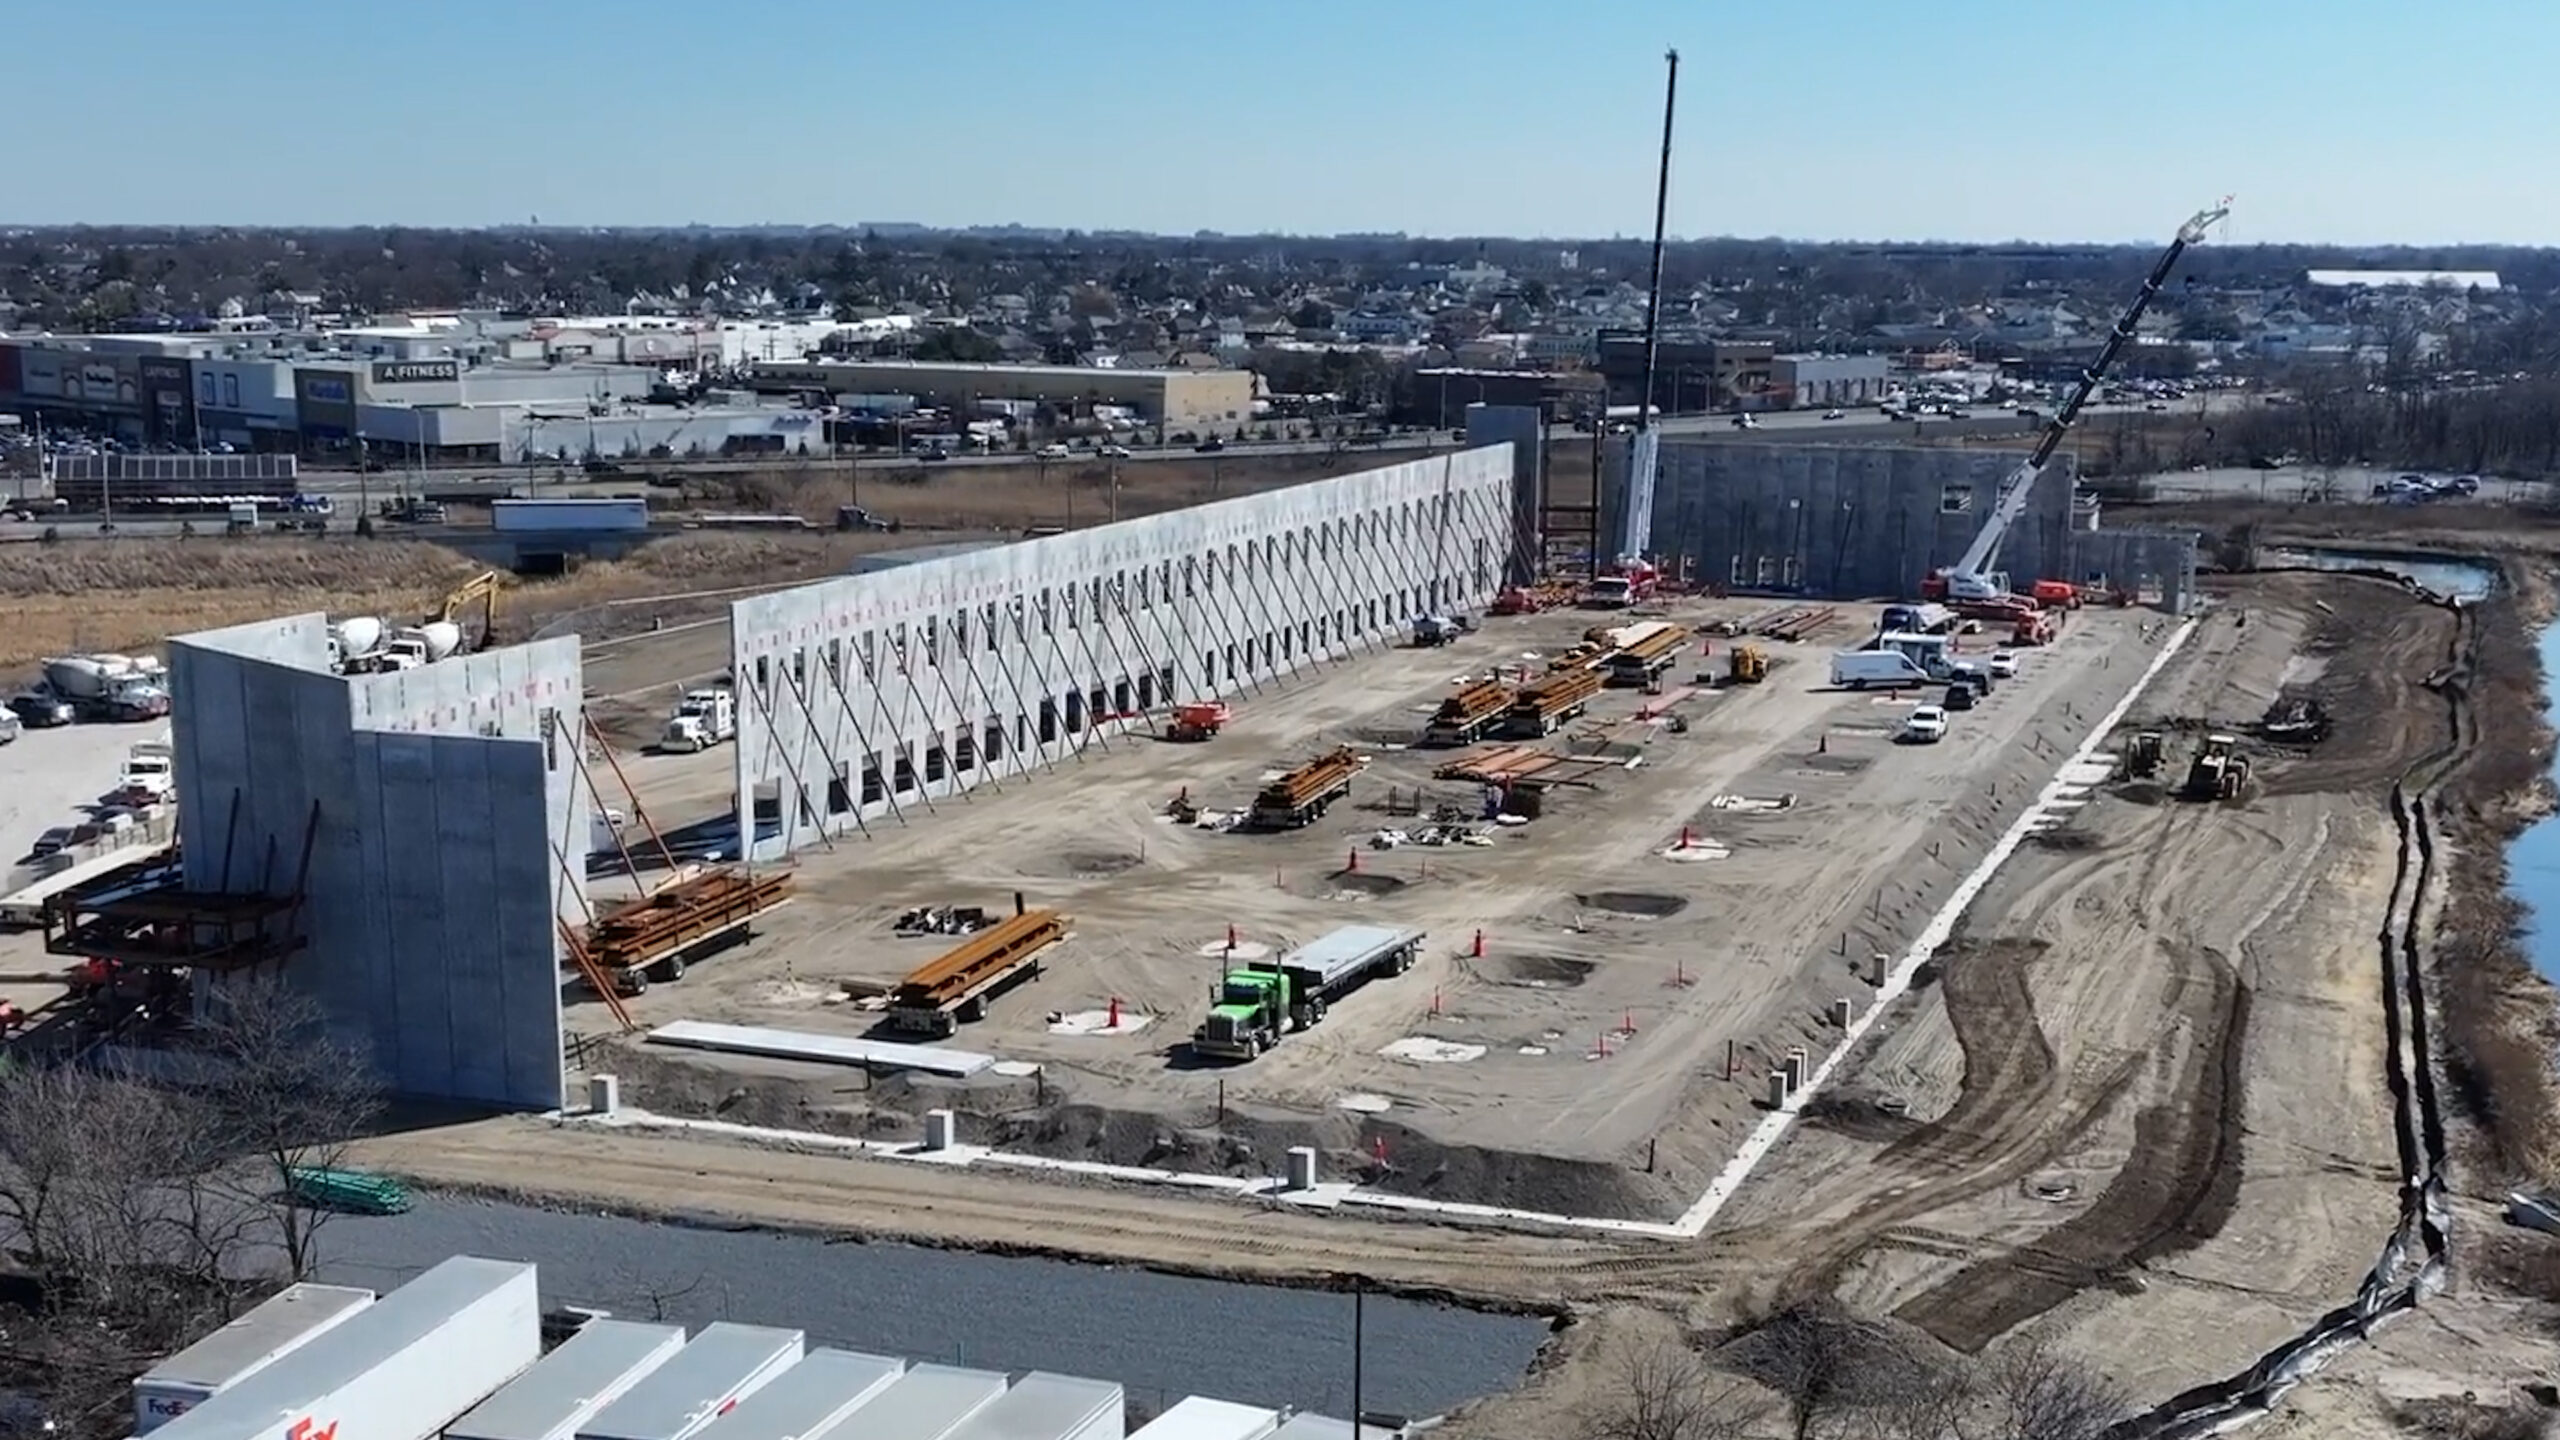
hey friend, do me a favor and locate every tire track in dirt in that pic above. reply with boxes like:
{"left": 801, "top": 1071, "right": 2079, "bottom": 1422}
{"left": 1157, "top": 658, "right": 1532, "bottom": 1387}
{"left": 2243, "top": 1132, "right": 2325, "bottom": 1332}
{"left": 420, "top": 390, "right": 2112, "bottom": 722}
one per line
{"left": 1771, "top": 938, "right": 2166, "bottom": 1303}
{"left": 2103, "top": 590, "right": 2470, "bottom": 1440}
{"left": 1892, "top": 949, "right": 2248, "bottom": 1349}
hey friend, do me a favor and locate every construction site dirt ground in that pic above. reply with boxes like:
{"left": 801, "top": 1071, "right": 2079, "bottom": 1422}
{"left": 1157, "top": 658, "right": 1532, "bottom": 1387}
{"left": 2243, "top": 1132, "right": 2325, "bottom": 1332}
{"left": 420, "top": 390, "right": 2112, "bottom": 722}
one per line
{"left": 568, "top": 598, "right": 2174, "bottom": 1222}
{"left": 355, "top": 558, "right": 2560, "bottom": 1438}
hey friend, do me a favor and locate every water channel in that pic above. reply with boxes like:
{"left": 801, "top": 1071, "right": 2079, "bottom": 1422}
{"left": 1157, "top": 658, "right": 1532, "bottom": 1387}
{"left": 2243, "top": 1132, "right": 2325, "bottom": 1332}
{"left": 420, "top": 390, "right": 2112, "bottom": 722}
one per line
{"left": 311, "top": 1195, "right": 1551, "bottom": 1419}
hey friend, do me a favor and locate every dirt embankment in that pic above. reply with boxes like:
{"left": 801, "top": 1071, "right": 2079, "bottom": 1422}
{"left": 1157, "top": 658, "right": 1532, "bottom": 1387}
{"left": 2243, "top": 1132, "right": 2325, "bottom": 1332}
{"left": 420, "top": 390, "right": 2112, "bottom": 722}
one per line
{"left": 2430, "top": 559, "right": 2560, "bottom": 1182}
{"left": 0, "top": 538, "right": 486, "bottom": 674}
{"left": 2162, "top": 504, "right": 2560, "bottom": 1189}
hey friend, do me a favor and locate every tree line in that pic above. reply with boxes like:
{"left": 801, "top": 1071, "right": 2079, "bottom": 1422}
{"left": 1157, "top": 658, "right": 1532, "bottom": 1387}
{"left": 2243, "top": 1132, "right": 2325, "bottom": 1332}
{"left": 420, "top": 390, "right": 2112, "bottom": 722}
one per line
{"left": 0, "top": 979, "right": 383, "bottom": 1436}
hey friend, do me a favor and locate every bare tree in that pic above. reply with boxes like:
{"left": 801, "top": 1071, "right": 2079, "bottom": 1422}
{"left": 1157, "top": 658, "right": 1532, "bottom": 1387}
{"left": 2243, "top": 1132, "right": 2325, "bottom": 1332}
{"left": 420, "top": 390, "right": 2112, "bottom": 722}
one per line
{"left": 1581, "top": 1341, "right": 1763, "bottom": 1440}
{"left": 1724, "top": 1301, "right": 1866, "bottom": 1440}
{"left": 1982, "top": 1342, "right": 2128, "bottom": 1440}
{"left": 193, "top": 976, "right": 387, "bottom": 1280}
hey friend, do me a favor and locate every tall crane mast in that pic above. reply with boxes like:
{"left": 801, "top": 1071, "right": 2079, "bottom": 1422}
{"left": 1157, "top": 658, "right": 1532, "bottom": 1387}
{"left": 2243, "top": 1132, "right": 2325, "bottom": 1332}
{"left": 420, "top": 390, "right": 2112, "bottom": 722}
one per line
{"left": 1927, "top": 199, "right": 2231, "bottom": 607}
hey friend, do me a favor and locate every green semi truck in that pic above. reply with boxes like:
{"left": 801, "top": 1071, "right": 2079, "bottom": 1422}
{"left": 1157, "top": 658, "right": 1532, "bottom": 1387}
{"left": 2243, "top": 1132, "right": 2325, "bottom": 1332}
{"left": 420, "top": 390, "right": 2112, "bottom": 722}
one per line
{"left": 1192, "top": 924, "right": 1424, "bottom": 1061}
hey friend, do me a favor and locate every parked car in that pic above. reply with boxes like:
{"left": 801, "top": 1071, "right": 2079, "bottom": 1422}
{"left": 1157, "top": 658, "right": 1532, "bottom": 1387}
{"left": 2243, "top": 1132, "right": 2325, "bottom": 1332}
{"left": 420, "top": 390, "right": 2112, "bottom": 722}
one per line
{"left": 7, "top": 693, "right": 71, "bottom": 727}
{"left": 1900, "top": 706, "right": 1949, "bottom": 744}
{"left": 1194, "top": 437, "right": 1226, "bottom": 453}
{"left": 28, "top": 826, "right": 74, "bottom": 859}
{"left": 1943, "top": 683, "right": 1977, "bottom": 712}
{"left": 1099, "top": 444, "right": 1133, "bottom": 459}
{"left": 1988, "top": 651, "right": 2020, "bottom": 679}
{"left": 1036, "top": 443, "right": 1072, "bottom": 459}
{"left": 1821, "top": 409, "right": 1844, "bottom": 420}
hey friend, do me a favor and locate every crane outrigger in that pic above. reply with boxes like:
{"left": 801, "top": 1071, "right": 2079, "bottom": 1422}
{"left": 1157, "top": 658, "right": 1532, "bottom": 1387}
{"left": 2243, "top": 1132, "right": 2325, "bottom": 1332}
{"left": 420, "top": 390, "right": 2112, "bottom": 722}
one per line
{"left": 1921, "top": 199, "right": 2231, "bottom": 615}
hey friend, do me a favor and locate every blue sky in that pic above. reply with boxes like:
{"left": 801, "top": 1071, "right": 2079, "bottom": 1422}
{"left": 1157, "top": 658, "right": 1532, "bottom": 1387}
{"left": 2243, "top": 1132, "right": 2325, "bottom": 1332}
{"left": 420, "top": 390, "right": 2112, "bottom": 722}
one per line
{"left": 13, "top": 0, "right": 2556, "bottom": 243}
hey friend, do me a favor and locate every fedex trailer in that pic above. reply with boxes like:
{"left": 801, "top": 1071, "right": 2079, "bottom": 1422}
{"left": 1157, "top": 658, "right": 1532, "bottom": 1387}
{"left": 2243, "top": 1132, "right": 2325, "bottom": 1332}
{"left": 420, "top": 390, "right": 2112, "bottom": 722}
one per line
{"left": 132, "top": 1284, "right": 376, "bottom": 1433}
{"left": 146, "top": 1257, "right": 541, "bottom": 1440}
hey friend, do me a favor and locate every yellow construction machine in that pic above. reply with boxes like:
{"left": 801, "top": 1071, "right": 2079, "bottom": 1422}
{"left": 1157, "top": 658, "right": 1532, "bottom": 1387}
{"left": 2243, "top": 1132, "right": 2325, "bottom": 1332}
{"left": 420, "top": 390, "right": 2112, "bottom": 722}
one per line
{"left": 2181, "top": 734, "right": 2250, "bottom": 802}
{"left": 1726, "top": 645, "right": 1769, "bottom": 684}
{"left": 2125, "top": 731, "right": 2165, "bottom": 779}
{"left": 431, "top": 570, "right": 503, "bottom": 651}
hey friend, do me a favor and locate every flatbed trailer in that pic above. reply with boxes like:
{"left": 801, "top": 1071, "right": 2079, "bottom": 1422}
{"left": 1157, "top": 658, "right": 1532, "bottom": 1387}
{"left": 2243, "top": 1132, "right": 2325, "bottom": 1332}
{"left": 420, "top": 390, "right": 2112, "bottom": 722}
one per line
{"left": 4, "top": 841, "right": 179, "bottom": 929}
{"left": 1421, "top": 678, "right": 1515, "bottom": 747}
{"left": 885, "top": 900, "right": 1067, "bottom": 1036}
{"left": 1191, "top": 924, "right": 1424, "bottom": 1060}
{"left": 575, "top": 867, "right": 792, "bottom": 994}
{"left": 1247, "top": 747, "right": 1360, "bottom": 829}
{"left": 1602, "top": 622, "right": 1692, "bottom": 687}
{"left": 1501, "top": 666, "right": 1604, "bottom": 738}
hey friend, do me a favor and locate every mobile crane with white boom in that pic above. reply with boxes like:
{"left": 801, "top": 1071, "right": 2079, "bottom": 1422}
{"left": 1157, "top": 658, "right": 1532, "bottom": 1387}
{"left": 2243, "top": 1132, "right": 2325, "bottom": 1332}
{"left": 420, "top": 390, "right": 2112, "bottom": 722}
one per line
{"left": 1920, "top": 200, "right": 2230, "bottom": 615}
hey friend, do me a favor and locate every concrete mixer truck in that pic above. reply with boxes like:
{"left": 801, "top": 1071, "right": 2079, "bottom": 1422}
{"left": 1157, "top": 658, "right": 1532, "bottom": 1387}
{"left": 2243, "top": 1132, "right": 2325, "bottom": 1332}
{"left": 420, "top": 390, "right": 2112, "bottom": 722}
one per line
{"left": 327, "top": 616, "right": 387, "bottom": 673}
{"left": 376, "top": 622, "right": 464, "bottom": 672}
{"left": 37, "top": 655, "right": 171, "bottom": 723}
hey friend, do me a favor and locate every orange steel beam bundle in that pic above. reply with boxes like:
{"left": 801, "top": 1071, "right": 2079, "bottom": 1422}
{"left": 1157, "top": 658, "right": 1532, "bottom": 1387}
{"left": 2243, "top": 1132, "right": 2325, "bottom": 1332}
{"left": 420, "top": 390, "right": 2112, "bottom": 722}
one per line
{"left": 1265, "top": 747, "right": 1360, "bottom": 807}
{"left": 1434, "top": 679, "right": 1513, "bottom": 724}
{"left": 588, "top": 869, "right": 792, "bottom": 969}
{"left": 1615, "top": 623, "right": 1692, "bottom": 663}
{"left": 1520, "top": 666, "right": 1603, "bottom": 709}
{"left": 893, "top": 908, "right": 1068, "bottom": 1006}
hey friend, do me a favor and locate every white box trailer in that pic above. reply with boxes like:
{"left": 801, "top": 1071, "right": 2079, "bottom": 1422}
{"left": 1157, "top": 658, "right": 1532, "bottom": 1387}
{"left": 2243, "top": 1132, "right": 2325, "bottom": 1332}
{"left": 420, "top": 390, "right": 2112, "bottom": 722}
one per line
{"left": 690, "top": 1350, "right": 904, "bottom": 1440}
{"left": 132, "top": 1284, "right": 377, "bottom": 1433}
{"left": 1128, "top": 1398, "right": 1281, "bottom": 1440}
{"left": 828, "top": 1365, "right": 1006, "bottom": 1440}
{"left": 446, "top": 1320, "right": 689, "bottom": 1440}
{"left": 147, "top": 1256, "right": 541, "bottom": 1440}
{"left": 942, "top": 1372, "right": 1125, "bottom": 1440}
{"left": 492, "top": 498, "right": 651, "bottom": 533}
{"left": 575, "top": 1323, "right": 805, "bottom": 1440}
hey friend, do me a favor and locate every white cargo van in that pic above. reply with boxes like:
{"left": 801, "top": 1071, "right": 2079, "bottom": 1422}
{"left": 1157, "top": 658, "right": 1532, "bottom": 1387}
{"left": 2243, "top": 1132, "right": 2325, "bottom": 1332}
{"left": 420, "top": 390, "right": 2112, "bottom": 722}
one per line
{"left": 1831, "top": 650, "right": 1928, "bottom": 690}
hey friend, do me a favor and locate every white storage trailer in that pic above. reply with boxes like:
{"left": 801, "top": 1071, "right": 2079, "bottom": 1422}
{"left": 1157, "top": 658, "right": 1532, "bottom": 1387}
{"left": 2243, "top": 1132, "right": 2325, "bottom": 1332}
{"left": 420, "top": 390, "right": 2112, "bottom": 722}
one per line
{"left": 446, "top": 1320, "right": 689, "bottom": 1440}
{"left": 492, "top": 497, "right": 651, "bottom": 533}
{"left": 132, "top": 1283, "right": 377, "bottom": 1433}
{"left": 689, "top": 1349, "right": 905, "bottom": 1440}
{"left": 1128, "top": 1397, "right": 1281, "bottom": 1440}
{"left": 575, "top": 1323, "right": 806, "bottom": 1440}
{"left": 826, "top": 1364, "right": 1007, "bottom": 1440}
{"left": 941, "top": 1371, "right": 1126, "bottom": 1440}
{"left": 146, "top": 1256, "right": 541, "bottom": 1440}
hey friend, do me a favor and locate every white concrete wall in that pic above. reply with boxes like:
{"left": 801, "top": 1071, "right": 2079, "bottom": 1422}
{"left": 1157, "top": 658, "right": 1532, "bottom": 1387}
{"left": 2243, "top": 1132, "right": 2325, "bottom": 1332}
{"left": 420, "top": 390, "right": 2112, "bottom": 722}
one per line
{"left": 730, "top": 448, "right": 1517, "bottom": 860}
{"left": 167, "top": 624, "right": 584, "bottom": 1110}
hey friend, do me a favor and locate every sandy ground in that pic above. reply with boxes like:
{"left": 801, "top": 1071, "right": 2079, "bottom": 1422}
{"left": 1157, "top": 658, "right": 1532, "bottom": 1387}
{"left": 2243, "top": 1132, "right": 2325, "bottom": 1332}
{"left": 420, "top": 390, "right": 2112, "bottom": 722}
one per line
{"left": 561, "top": 598, "right": 2167, "bottom": 1221}
{"left": 352, "top": 562, "right": 2560, "bottom": 1437}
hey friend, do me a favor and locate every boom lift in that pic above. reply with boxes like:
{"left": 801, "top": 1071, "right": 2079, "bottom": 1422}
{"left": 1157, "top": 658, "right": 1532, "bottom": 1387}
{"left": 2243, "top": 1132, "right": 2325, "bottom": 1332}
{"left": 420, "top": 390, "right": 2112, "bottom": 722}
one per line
{"left": 1920, "top": 200, "right": 2230, "bottom": 611}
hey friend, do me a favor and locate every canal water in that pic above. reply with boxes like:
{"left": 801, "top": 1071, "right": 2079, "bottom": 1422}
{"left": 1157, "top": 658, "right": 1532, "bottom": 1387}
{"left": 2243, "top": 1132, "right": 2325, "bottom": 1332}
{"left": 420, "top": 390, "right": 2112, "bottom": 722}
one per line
{"left": 312, "top": 1196, "right": 1550, "bottom": 1419}
{"left": 2259, "top": 546, "right": 2497, "bottom": 603}
{"left": 2512, "top": 621, "right": 2560, "bottom": 988}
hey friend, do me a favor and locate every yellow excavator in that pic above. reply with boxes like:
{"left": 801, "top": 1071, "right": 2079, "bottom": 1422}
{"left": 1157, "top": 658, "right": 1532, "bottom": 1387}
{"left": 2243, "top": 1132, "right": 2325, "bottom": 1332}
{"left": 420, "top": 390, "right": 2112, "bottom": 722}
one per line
{"left": 1726, "top": 645, "right": 1769, "bottom": 684}
{"left": 431, "top": 570, "right": 503, "bottom": 652}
